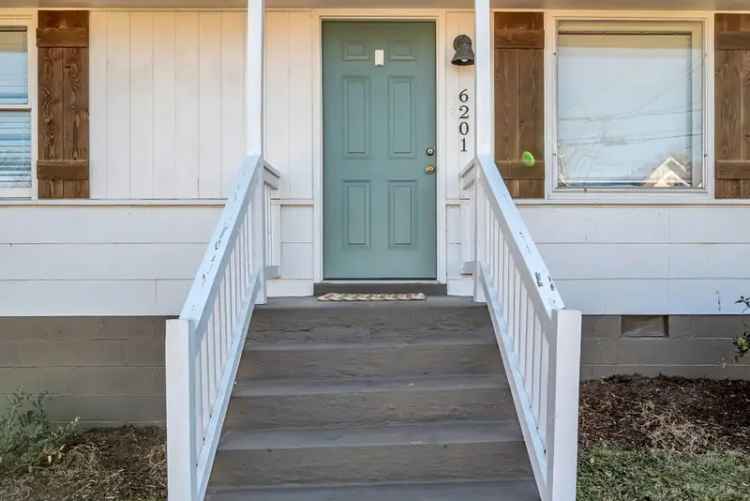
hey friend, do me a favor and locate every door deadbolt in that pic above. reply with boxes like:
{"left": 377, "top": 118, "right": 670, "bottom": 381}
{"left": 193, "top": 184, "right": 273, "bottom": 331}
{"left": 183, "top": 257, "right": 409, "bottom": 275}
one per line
{"left": 425, "top": 147, "right": 435, "bottom": 157}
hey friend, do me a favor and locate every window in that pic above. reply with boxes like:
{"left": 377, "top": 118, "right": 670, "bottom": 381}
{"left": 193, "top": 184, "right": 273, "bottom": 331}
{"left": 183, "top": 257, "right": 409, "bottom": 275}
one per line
{"left": 0, "top": 26, "right": 31, "bottom": 197}
{"left": 555, "top": 20, "right": 705, "bottom": 191}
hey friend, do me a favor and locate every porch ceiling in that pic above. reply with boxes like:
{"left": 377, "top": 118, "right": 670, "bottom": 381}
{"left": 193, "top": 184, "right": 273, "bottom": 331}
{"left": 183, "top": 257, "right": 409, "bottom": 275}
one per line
{"left": 3, "top": 0, "right": 750, "bottom": 10}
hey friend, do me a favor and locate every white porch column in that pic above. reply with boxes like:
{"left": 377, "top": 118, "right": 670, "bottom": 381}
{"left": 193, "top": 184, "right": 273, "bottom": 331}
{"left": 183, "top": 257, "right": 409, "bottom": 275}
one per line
{"left": 247, "top": 0, "right": 265, "bottom": 155}
{"left": 473, "top": 0, "right": 493, "bottom": 303}
{"left": 474, "top": 0, "right": 493, "bottom": 158}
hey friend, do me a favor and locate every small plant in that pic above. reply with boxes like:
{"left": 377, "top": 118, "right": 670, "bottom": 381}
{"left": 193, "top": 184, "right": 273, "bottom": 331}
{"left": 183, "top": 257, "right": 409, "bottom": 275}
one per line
{"left": 735, "top": 297, "right": 750, "bottom": 360}
{"left": 0, "top": 391, "right": 78, "bottom": 474}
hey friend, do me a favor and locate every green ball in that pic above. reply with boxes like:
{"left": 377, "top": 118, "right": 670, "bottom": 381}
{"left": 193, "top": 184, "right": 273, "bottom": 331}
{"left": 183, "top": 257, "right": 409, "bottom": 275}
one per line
{"left": 521, "top": 151, "right": 536, "bottom": 168}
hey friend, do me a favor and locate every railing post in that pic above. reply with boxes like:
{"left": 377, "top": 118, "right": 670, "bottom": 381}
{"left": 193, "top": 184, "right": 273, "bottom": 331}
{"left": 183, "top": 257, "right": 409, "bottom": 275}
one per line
{"left": 254, "top": 173, "right": 268, "bottom": 304}
{"left": 166, "top": 319, "right": 197, "bottom": 501}
{"left": 547, "top": 309, "right": 582, "bottom": 501}
{"left": 473, "top": 167, "right": 486, "bottom": 303}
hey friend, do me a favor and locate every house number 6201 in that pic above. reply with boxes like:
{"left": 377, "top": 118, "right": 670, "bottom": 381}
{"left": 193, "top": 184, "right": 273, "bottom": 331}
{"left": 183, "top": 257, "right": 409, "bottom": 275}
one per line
{"left": 458, "top": 89, "right": 471, "bottom": 153}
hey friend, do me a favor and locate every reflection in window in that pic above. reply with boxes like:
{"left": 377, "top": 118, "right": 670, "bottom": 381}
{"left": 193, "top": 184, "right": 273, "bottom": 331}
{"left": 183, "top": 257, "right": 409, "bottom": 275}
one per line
{"left": 556, "top": 21, "right": 704, "bottom": 190}
{"left": 0, "top": 27, "right": 31, "bottom": 193}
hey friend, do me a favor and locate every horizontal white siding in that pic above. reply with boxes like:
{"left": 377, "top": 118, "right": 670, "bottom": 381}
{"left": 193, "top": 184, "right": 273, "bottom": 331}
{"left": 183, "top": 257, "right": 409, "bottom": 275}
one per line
{"left": 519, "top": 206, "right": 750, "bottom": 314}
{"left": 0, "top": 206, "right": 220, "bottom": 316}
{"left": 89, "top": 10, "right": 246, "bottom": 200}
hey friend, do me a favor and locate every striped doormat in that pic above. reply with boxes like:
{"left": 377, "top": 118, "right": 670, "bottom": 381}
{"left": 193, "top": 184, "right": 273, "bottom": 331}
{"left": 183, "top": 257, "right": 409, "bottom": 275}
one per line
{"left": 317, "top": 292, "right": 426, "bottom": 302}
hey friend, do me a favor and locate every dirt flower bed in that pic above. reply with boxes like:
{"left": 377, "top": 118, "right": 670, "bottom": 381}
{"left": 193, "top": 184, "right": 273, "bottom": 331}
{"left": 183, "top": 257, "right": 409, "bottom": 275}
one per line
{"left": 2, "top": 376, "right": 749, "bottom": 500}
{"left": 579, "top": 375, "right": 750, "bottom": 453}
{"left": 0, "top": 426, "right": 166, "bottom": 501}
{"left": 578, "top": 375, "right": 750, "bottom": 501}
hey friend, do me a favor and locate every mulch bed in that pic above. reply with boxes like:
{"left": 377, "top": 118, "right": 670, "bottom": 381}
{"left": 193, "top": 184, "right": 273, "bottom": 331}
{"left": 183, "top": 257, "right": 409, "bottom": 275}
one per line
{"left": 579, "top": 375, "right": 750, "bottom": 454}
{"left": 2, "top": 376, "right": 750, "bottom": 500}
{"left": 0, "top": 426, "right": 166, "bottom": 501}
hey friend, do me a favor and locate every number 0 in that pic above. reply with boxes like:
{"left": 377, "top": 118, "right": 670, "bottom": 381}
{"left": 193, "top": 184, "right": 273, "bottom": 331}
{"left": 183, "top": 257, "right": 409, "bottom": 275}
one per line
{"left": 459, "top": 122, "right": 470, "bottom": 135}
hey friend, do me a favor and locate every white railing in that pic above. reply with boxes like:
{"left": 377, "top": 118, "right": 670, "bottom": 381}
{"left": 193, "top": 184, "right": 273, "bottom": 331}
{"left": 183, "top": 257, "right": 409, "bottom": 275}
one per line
{"left": 462, "top": 154, "right": 582, "bottom": 501}
{"left": 165, "top": 154, "right": 280, "bottom": 501}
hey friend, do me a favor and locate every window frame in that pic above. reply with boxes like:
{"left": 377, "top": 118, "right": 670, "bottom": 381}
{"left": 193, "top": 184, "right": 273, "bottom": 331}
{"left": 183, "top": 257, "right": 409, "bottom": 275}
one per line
{"left": 544, "top": 11, "right": 715, "bottom": 203}
{"left": 0, "top": 12, "right": 36, "bottom": 200}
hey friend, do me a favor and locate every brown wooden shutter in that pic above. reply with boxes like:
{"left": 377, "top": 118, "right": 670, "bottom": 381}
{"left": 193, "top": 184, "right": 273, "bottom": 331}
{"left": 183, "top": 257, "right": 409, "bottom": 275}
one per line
{"left": 494, "top": 12, "right": 545, "bottom": 199}
{"left": 37, "top": 11, "right": 90, "bottom": 199}
{"left": 715, "top": 14, "right": 750, "bottom": 199}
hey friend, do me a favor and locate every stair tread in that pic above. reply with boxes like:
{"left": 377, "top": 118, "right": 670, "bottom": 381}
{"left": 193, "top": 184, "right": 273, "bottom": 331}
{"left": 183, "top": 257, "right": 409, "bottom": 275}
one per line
{"left": 220, "top": 420, "right": 522, "bottom": 451}
{"left": 232, "top": 374, "right": 508, "bottom": 397}
{"left": 246, "top": 337, "right": 497, "bottom": 351}
{"left": 255, "top": 296, "right": 485, "bottom": 311}
{"left": 208, "top": 480, "right": 540, "bottom": 501}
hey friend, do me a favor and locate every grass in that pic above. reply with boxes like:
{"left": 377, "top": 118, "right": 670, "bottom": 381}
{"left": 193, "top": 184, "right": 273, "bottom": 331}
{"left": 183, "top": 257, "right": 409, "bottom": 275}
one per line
{"left": 578, "top": 446, "right": 750, "bottom": 501}
{"left": 577, "top": 376, "right": 750, "bottom": 501}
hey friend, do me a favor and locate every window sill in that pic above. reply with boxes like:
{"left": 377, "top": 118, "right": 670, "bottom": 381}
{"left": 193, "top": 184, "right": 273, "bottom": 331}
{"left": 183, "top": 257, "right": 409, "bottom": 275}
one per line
{"left": 515, "top": 193, "right": 750, "bottom": 207}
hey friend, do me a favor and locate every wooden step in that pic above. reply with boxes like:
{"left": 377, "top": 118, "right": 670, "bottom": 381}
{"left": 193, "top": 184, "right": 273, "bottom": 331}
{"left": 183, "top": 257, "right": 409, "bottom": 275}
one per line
{"left": 225, "top": 374, "right": 514, "bottom": 430}
{"left": 207, "top": 480, "right": 540, "bottom": 501}
{"left": 210, "top": 420, "right": 531, "bottom": 487}
{"left": 239, "top": 337, "right": 502, "bottom": 380}
{"left": 248, "top": 297, "right": 493, "bottom": 345}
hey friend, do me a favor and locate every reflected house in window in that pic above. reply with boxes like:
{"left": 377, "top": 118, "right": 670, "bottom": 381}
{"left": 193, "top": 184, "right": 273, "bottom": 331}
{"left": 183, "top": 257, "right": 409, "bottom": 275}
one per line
{"left": 645, "top": 156, "right": 691, "bottom": 188}
{"left": 555, "top": 19, "right": 705, "bottom": 191}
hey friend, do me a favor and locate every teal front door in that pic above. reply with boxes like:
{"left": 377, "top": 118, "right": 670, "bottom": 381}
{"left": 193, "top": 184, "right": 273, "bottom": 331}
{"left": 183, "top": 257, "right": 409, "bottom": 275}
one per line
{"left": 323, "top": 21, "right": 437, "bottom": 280}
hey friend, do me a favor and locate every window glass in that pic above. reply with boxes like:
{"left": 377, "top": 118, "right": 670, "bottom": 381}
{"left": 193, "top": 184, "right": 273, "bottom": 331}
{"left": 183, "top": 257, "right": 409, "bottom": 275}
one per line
{"left": 0, "top": 28, "right": 28, "bottom": 105}
{"left": 0, "top": 111, "right": 31, "bottom": 189}
{"left": 556, "top": 21, "right": 704, "bottom": 189}
{"left": 0, "top": 27, "right": 30, "bottom": 193}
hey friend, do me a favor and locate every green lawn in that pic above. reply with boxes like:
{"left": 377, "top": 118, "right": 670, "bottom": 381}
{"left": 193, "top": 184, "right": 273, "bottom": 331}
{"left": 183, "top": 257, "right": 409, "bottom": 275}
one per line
{"left": 577, "top": 376, "right": 750, "bottom": 501}
{"left": 578, "top": 446, "right": 750, "bottom": 501}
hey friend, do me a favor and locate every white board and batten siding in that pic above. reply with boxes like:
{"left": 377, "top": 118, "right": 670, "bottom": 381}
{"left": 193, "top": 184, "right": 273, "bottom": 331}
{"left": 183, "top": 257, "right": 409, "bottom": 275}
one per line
{"left": 89, "top": 10, "right": 247, "bottom": 199}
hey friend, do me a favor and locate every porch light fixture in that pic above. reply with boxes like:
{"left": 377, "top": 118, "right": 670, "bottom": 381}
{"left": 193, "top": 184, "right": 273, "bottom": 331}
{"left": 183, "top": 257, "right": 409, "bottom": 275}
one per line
{"left": 451, "top": 35, "right": 475, "bottom": 66}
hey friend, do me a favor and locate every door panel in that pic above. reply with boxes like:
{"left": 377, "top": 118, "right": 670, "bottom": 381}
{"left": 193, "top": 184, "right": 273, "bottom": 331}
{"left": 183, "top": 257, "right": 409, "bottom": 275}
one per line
{"left": 323, "top": 22, "right": 437, "bottom": 279}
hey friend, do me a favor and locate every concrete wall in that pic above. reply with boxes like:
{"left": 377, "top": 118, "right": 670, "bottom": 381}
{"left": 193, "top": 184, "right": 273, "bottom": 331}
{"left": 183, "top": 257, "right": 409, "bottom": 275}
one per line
{"left": 0, "top": 317, "right": 168, "bottom": 426}
{"left": 581, "top": 315, "right": 750, "bottom": 380}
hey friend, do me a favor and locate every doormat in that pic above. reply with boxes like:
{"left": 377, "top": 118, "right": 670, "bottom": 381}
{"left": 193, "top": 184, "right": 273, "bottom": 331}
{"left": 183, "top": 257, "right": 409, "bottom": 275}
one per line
{"left": 317, "top": 292, "right": 427, "bottom": 302}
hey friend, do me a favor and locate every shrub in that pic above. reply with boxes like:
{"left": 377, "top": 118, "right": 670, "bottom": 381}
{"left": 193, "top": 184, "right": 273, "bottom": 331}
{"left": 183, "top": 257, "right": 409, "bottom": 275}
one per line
{"left": 735, "top": 297, "right": 750, "bottom": 360}
{"left": 0, "top": 391, "right": 79, "bottom": 474}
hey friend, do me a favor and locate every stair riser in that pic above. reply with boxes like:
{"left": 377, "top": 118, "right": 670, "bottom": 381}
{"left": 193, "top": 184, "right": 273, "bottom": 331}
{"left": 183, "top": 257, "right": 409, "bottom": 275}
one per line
{"left": 207, "top": 480, "right": 541, "bottom": 501}
{"left": 211, "top": 441, "right": 531, "bottom": 486}
{"left": 250, "top": 308, "right": 493, "bottom": 345}
{"left": 239, "top": 344, "right": 502, "bottom": 379}
{"left": 225, "top": 387, "right": 515, "bottom": 430}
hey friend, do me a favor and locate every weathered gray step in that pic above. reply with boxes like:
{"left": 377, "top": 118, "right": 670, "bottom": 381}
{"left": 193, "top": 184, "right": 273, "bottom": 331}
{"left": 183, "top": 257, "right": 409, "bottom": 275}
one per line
{"left": 210, "top": 421, "right": 531, "bottom": 487}
{"left": 239, "top": 338, "right": 502, "bottom": 380}
{"left": 225, "top": 375, "right": 515, "bottom": 430}
{"left": 249, "top": 297, "right": 493, "bottom": 345}
{"left": 208, "top": 480, "right": 540, "bottom": 501}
